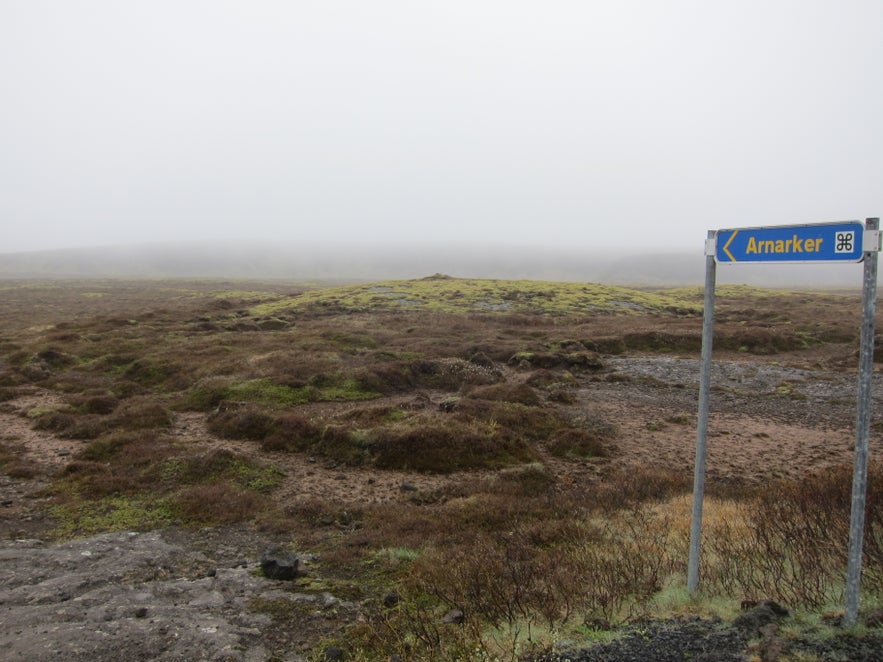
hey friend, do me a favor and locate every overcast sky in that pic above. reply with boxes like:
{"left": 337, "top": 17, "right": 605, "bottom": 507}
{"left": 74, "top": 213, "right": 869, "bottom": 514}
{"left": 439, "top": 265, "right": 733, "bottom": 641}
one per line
{"left": 2, "top": 0, "right": 881, "bottom": 255}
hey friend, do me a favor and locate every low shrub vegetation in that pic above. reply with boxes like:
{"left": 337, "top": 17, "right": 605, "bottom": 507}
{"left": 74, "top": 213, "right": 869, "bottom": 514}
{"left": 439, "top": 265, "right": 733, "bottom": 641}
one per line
{"left": 3, "top": 279, "right": 880, "bottom": 659}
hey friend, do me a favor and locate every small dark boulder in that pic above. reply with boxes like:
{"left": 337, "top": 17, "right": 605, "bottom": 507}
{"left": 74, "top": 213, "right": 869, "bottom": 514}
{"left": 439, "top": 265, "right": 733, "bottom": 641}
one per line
{"left": 260, "top": 546, "right": 300, "bottom": 580}
{"left": 322, "top": 646, "right": 345, "bottom": 660}
{"left": 442, "top": 609, "right": 465, "bottom": 625}
{"left": 733, "top": 600, "right": 790, "bottom": 636}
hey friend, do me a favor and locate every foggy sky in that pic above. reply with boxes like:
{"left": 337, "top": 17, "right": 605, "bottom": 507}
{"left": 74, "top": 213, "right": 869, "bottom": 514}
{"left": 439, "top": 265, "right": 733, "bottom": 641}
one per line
{"left": 2, "top": 1, "right": 882, "bottom": 256}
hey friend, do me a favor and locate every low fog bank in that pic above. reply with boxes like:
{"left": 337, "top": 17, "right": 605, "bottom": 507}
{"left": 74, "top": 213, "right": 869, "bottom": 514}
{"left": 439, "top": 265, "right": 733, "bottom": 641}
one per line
{"left": 0, "top": 242, "right": 868, "bottom": 289}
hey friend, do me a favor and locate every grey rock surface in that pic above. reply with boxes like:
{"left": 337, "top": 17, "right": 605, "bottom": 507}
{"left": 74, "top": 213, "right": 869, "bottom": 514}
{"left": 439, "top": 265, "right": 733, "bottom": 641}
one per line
{"left": 0, "top": 530, "right": 345, "bottom": 661}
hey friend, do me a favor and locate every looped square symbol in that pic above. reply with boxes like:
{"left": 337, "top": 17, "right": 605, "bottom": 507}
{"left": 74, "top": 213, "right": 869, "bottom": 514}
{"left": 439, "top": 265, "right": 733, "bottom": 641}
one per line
{"left": 835, "top": 231, "right": 855, "bottom": 254}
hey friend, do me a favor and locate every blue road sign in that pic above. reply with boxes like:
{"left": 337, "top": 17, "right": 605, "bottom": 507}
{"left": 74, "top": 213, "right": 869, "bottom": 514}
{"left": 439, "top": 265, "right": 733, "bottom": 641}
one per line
{"left": 716, "top": 221, "right": 865, "bottom": 263}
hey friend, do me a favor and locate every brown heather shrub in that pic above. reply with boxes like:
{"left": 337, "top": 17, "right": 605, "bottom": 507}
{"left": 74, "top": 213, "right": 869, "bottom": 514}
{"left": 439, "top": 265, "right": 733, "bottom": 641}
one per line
{"left": 703, "top": 462, "right": 883, "bottom": 608}
{"left": 73, "top": 394, "right": 120, "bottom": 415}
{"left": 596, "top": 466, "right": 692, "bottom": 509}
{"left": 122, "top": 358, "right": 184, "bottom": 388}
{"left": 57, "top": 460, "right": 137, "bottom": 497}
{"left": 547, "top": 427, "right": 614, "bottom": 459}
{"left": 33, "top": 348, "right": 76, "bottom": 369}
{"left": 31, "top": 411, "right": 77, "bottom": 433}
{"left": 713, "top": 328, "right": 808, "bottom": 354}
{"left": 173, "top": 448, "right": 249, "bottom": 484}
{"left": 79, "top": 429, "right": 157, "bottom": 462}
{"left": 64, "top": 431, "right": 176, "bottom": 496}
{"left": 29, "top": 408, "right": 112, "bottom": 440}
{"left": 465, "top": 382, "right": 542, "bottom": 406}
{"left": 62, "top": 414, "right": 112, "bottom": 440}
{"left": 354, "top": 362, "right": 417, "bottom": 394}
{"left": 312, "top": 425, "right": 371, "bottom": 466}
{"left": 110, "top": 379, "right": 148, "bottom": 399}
{"left": 583, "top": 336, "right": 627, "bottom": 354}
{"left": 525, "top": 369, "right": 576, "bottom": 389}
{"left": 489, "top": 464, "right": 557, "bottom": 498}
{"left": 408, "top": 358, "right": 501, "bottom": 391}
{"left": 283, "top": 496, "right": 341, "bottom": 526}
{"left": 62, "top": 460, "right": 109, "bottom": 476}
{"left": 252, "top": 352, "right": 339, "bottom": 384}
{"left": 0, "top": 384, "right": 27, "bottom": 400}
{"left": 207, "top": 407, "right": 276, "bottom": 440}
{"left": 111, "top": 397, "right": 174, "bottom": 430}
{"left": 622, "top": 331, "right": 702, "bottom": 353}
{"left": 452, "top": 399, "right": 566, "bottom": 441}
{"left": 382, "top": 506, "right": 677, "bottom": 656}
{"left": 178, "top": 376, "right": 234, "bottom": 411}
{"left": 5, "top": 460, "right": 37, "bottom": 479}
{"left": 372, "top": 423, "right": 537, "bottom": 473}
{"left": 261, "top": 413, "right": 320, "bottom": 452}
{"left": 0, "top": 442, "right": 38, "bottom": 479}
{"left": 569, "top": 508, "right": 678, "bottom": 621}
{"left": 339, "top": 405, "right": 402, "bottom": 425}
{"left": 173, "top": 482, "right": 269, "bottom": 525}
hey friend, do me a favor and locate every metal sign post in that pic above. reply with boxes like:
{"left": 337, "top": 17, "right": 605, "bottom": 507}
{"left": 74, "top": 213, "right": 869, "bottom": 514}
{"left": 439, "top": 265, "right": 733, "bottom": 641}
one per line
{"left": 688, "top": 219, "right": 880, "bottom": 626}
{"left": 845, "top": 217, "right": 880, "bottom": 627}
{"left": 687, "top": 231, "right": 717, "bottom": 594}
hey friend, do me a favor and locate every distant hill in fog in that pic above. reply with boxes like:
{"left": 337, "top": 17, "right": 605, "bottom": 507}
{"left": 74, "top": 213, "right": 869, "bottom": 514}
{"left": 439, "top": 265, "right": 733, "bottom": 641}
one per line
{"left": 0, "top": 242, "right": 867, "bottom": 289}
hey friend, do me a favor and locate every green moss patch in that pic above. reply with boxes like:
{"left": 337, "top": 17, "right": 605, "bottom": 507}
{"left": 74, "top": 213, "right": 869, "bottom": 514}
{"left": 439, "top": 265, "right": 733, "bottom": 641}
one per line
{"left": 252, "top": 277, "right": 703, "bottom": 317}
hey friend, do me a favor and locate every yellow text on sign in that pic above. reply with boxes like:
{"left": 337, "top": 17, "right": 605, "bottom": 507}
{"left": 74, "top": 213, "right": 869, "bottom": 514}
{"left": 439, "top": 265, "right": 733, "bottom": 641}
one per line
{"left": 745, "top": 235, "right": 822, "bottom": 255}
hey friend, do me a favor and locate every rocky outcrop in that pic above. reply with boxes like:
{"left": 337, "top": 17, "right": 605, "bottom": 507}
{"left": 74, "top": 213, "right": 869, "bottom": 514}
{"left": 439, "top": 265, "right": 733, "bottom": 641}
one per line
{"left": 0, "top": 531, "right": 354, "bottom": 661}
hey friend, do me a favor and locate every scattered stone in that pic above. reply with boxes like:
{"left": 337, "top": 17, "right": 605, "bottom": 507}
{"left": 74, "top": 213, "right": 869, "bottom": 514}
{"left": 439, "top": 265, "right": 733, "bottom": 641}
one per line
{"left": 438, "top": 397, "right": 459, "bottom": 413}
{"left": 322, "top": 646, "right": 344, "bottom": 660}
{"left": 259, "top": 546, "right": 300, "bottom": 580}
{"left": 442, "top": 609, "right": 465, "bottom": 625}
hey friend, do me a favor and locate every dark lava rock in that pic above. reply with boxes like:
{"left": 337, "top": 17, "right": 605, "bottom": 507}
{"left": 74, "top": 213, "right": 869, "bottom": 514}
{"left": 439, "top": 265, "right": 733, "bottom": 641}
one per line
{"left": 442, "top": 609, "right": 465, "bottom": 625}
{"left": 259, "top": 546, "right": 300, "bottom": 580}
{"left": 732, "top": 600, "right": 790, "bottom": 636}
